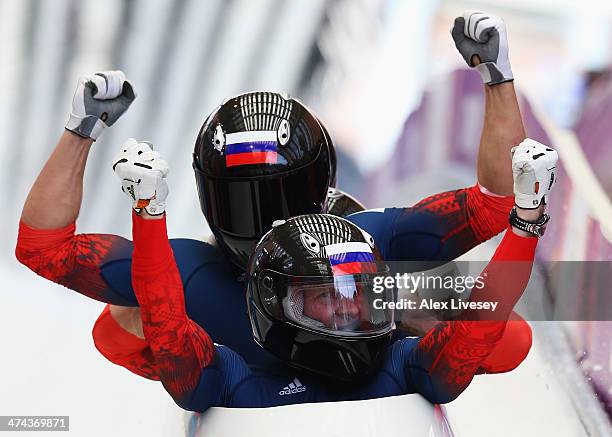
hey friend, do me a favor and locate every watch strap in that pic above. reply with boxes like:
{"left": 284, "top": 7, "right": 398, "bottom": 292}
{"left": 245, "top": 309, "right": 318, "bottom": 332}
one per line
{"left": 509, "top": 206, "right": 550, "bottom": 238}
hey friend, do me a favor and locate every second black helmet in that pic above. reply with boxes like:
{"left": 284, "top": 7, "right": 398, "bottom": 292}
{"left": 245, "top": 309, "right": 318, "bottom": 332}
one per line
{"left": 193, "top": 92, "right": 335, "bottom": 270}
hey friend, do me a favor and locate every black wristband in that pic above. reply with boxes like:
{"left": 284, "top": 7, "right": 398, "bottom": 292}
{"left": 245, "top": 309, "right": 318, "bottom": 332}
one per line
{"left": 509, "top": 206, "right": 550, "bottom": 238}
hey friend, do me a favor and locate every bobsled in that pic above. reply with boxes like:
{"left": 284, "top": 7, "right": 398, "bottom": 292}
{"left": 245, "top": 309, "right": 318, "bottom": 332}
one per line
{"left": 184, "top": 393, "right": 454, "bottom": 437}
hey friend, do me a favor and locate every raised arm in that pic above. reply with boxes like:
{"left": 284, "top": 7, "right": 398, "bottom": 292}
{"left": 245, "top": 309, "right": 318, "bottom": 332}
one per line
{"left": 21, "top": 70, "right": 135, "bottom": 229}
{"left": 132, "top": 211, "right": 215, "bottom": 407}
{"left": 407, "top": 142, "right": 558, "bottom": 403}
{"left": 115, "top": 140, "right": 227, "bottom": 409}
{"left": 350, "top": 14, "right": 527, "bottom": 263}
{"left": 452, "top": 10, "right": 526, "bottom": 196}
{"left": 16, "top": 71, "right": 137, "bottom": 305}
{"left": 21, "top": 131, "right": 93, "bottom": 229}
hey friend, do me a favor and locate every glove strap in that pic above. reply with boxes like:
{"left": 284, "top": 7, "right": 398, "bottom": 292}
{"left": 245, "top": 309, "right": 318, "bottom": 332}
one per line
{"left": 509, "top": 206, "right": 550, "bottom": 238}
{"left": 134, "top": 199, "right": 165, "bottom": 216}
{"left": 144, "top": 202, "right": 165, "bottom": 216}
{"left": 65, "top": 113, "right": 107, "bottom": 140}
{"left": 476, "top": 62, "right": 514, "bottom": 86}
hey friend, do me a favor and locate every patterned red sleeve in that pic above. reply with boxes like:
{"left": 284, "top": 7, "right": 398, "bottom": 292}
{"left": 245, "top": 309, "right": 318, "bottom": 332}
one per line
{"left": 386, "top": 184, "right": 515, "bottom": 262}
{"left": 464, "top": 184, "right": 516, "bottom": 242}
{"left": 414, "top": 183, "right": 514, "bottom": 244}
{"left": 130, "top": 211, "right": 215, "bottom": 407}
{"left": 415, "top": 228, "right": 538, "bottom": 402}
{"left": 15, "top": 221, "right": 136, "bottom": 305}
{"left": 92, "top": 305, "right": 159, "bottom": 380}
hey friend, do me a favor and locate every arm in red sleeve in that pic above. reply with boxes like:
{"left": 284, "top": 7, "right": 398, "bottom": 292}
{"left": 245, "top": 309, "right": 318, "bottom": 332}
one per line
{"left": 412, "top": 228, "right": 538, "bottom": 403}
{"left": 15, "top": 221, "right": 137, "bottom": 305}
{"left": 413, "top": 183, "right": 514, "bottom": 244}
{"left": 130, "top": 212, "right": 215, "bottom": 407}
{"left": 386, "top": 184, "right": 515, "bottom": 262}
{"left": 92, "top": 305, "right": 159, "bottom": 380}
{"left": 464, "top": 184, "right": 515, "bottom": 242}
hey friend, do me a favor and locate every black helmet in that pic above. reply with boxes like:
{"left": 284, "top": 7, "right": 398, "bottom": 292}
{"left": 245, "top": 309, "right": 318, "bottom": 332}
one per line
{"left": 247, "top": 214, "right": 395, "bottom": 383}
{"left": 193, "top": 92, "right": 335, "bottom": 271}
{"left": 323, "top": 187, "right": 366, "bottom": 218}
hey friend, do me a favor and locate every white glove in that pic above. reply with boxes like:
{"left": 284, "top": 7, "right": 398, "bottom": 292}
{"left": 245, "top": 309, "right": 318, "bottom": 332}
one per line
{"left": 512, "top": 139, "right": 558, "bottom": 209}
{"left": 112, "top": 139, "right": 169, "bottom": 215}
{"left": 451, "top": 11, "right": 513, "bottom": 85}
{"left": 66, "top": 70, "right": 136, "bottom": 140}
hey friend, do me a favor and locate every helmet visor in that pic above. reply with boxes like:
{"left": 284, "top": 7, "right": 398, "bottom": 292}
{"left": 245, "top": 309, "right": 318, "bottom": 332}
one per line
{"left": 259, "top": 270, "right": 394, "bottom": 337}
{"left": 194, "top": 161, "right": 329, "bottom": 239}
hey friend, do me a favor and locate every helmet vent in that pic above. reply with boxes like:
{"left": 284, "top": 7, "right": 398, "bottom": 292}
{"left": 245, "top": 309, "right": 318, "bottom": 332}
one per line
{"left": 300, "top": 233, "right": 320, "bottom": 254}
{"left": 293, "top": 215, "right": 352, "bottom": 247}
{"left": 361, "top": 229, "right": 375, "bottom": 247}
{"left": 278, "top": 119, "right": 291, "bottom": 146}
{"left": 240, "top": 92, "right": 293, "bottom": 132}
{"left": 213, "top": 124, "right": 225, "bottom": 154}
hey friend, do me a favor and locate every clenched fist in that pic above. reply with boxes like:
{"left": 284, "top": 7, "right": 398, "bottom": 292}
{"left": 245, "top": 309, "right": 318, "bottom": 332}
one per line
{"left": 66, "top": 70, "right": 136, "bottom": 140}
{"left": 512, "top": 139, "right": 558, "bottom": 209}
{"left": 112, "top": 139, "right": 169, "bottom": 216}
{"left": 451, "top": 11, "right": 513, "bottom": 85}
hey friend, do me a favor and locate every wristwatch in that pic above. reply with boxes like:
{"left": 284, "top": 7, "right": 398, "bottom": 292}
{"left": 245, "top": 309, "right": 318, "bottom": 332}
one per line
{"left": 509, "top": 206, "right": 550, "bottom": 238}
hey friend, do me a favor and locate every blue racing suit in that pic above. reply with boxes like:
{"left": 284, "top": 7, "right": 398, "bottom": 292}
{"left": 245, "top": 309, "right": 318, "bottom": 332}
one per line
{"left": 16, "top": 185, "right": 516, "bottom": 378}
{"left": 126, "top": 206, "right": 537, "bottom": 410}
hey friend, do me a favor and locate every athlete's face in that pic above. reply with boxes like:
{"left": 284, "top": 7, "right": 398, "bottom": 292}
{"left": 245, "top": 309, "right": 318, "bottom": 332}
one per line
{"left": 302, "top": 285, "right": 365, "bottom": 330}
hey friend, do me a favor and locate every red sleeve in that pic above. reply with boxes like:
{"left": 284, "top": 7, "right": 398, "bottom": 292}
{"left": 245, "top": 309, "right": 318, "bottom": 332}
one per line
{"left": 411, "top": 184, "right": 514, "bottom": 243}
{"left": 416, "top": 228, "right": 537, "bottom": 401}
{"left": 464, "top": 184, "right": 515, "bottom": 242}
{"left": 478, "top": 312, "right": 532, "bottom": 374}
{"left": 130, "top": 212, "right": 214, "bottom": 405}
{"left": 92, "top": 305, "right": 159, "bottom": 380}
{"left": 15, "top": 221, "right": 135, "bottom": 305}
{"left": 389, "top": 184, "right": 515, "bottom": 262}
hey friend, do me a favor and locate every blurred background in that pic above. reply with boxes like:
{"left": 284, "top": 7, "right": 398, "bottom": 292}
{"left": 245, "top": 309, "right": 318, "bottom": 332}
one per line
{"left": 1, "top": 0, "right": 612, "bottom": 435}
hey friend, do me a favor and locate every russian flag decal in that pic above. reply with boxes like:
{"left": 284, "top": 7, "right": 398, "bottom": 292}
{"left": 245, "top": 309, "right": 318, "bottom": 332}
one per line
{"left": 225, "top": 131, "right": 278, "bottom": 167}
{"left": 325, "top": 242, "right": 376, "bottom": 275}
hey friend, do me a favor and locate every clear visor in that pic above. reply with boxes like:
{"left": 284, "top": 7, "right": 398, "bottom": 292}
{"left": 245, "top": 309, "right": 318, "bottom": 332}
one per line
{"left": 262, "top": 271, "right": 394, "bottom": 337}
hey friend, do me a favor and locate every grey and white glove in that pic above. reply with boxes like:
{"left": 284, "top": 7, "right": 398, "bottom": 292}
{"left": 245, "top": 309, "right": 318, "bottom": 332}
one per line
{"left": 451, "top": 11, "right": 513, "bottom": 85}
{"left": 66, "top": 70, "right": 136, "bottom": 140}
{"left": 512, "top": 139, "right": 558, "bottom": 209}
{"left": 112, "top": 139, "right": 169, "bottom": 215}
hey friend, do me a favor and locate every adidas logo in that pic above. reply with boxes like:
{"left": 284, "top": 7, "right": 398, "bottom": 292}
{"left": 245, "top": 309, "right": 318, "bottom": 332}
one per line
{"left": 279, "top": 378, "right": 306, "bottom": 396}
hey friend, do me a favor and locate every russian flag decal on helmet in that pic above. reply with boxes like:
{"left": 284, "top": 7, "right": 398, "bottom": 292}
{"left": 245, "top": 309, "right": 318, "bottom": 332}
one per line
{"left": 324, "top": 242, "right": 376, "bottom": 275}
{"left": 225, "top": 131, "right": 278, "bottom": 167}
